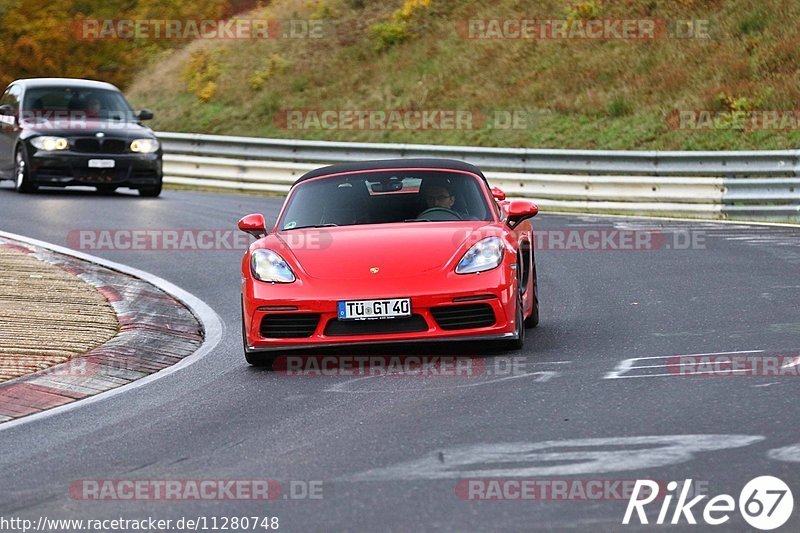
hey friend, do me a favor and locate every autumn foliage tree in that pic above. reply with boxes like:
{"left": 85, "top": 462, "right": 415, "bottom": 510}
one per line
{"left": 0, "top": 0, "right": 261, "bottom": 88}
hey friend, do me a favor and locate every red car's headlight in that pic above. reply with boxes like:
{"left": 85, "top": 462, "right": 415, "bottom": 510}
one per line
{"left": 251, "top": 249, "right": 296, "bottom": 283}
{"left": 456, "top": 237, "right": 505, "bottom": 274}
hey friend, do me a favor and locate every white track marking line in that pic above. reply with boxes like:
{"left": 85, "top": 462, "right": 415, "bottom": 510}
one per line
{"left": 633, "top": 362, "right": 708, "bottom": 369}
{"left": 782, "top": 356, "right": 800, "bottom": 369}
{"left": 0, "top": 230, "right": 223, "bottom": 432}
{"left": 607, "top": 369, "right": 755, "bottom": 379}
{"left": 604, "top": 358, "right": 635, "bottom": 379}
{"left": 604, "top": 350, "right": 764, "bottom": 379}
{"left": 324, "top": 374, "right": 380, "bottom": 391}
{"left": 343, "top": 435, "right": 765, "bottom": 481}
{"left": 768, "top": 444, "right": 800, "bottom": 462}
{"left": 627, "top": 350, "right": 763, "bottom": 361}
{"left": 323, "top": 370, "right": 562, "bottom": 393}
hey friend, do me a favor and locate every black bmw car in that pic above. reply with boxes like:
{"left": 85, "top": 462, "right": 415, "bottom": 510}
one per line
{"left": 0, "top": 78, "right": 162, "bottom": 196}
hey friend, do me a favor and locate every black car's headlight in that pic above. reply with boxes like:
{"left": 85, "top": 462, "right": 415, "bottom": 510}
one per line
{"left": 30, "top": 136, "right": 69, "bottom": 151}
{"left": 130, "top": 139, "right": 160, "bottom": 153}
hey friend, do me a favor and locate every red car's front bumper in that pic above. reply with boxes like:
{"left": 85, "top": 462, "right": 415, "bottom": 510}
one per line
{"left": 242, "top": 268, "right": 519, "bottom": 352}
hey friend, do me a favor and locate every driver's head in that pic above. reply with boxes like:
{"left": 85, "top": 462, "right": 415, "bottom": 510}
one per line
{"left": 86, "top": 97, "right": 101, "bottom": 113}
{"left": 424, "top": 184, "right": 455, "bottom": 209}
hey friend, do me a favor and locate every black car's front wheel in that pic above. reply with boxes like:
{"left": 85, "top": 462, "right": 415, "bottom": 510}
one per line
{"left": 13, "top": 146, "right": 37, "bottom": 194}
{"left": 96, "top": 185, "right": 118, "bottom": 195}
{"left": 138, "top": 183, "right": 162, "bottom": 197}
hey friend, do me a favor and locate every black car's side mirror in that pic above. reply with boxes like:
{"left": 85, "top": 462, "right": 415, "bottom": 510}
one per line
{"left": 136, "top": 109, "right": 154, "bottom": 121}
{"left": 0, "top": 104, "right": 15, "bottom": 116}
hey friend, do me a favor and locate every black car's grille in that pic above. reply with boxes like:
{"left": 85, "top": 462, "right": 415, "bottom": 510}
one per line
{"left": 431, "top": 304, "right": 496, "bottom": 330}
{"left": 100, "top": 139, "right": 128, "bottom": 154}
{"left": 324, "top": 315, "right": 428, "bottom": 336}
{"left": 260, "top": 314, "right": 320, "bottom": 338}
{"left": 72, "top": 138, "right": 128, "bottom": 154}
{"left": 72, "top": 138, "right": 99, "bottom": 152}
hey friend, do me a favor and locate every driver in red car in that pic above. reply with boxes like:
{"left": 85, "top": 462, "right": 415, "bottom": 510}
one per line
{"left": 424, "top": 183, "right": 456, "bottom": 210}
{"left": 419, "top": 179, "right": 472, "bottom": 220}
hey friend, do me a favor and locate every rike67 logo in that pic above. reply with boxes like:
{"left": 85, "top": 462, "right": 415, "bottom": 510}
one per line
{"left": 623, "top": 476, "right": 794, "bottom": 530}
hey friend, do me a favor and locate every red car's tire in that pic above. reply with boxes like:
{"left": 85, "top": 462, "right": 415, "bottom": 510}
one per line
{"left": 525, "top": 259, "right": 540, "bottom": 328}
{"left": 501, "top": 267, "right": 525, "bottom": 351}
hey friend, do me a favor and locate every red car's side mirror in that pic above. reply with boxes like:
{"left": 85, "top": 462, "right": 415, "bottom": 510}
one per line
{"left": 238, "top": 213, "right": 267, "bottom": 238}
{"left": 491, "top": 187, "right": 506, "bottom": 201}
{"left": 506, "top": 200, "right": 538, "bottom": 229}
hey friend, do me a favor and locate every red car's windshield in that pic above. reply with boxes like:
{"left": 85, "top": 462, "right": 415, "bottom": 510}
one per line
{"left": 278, "top": 170, "right": 494, "bottom": 230}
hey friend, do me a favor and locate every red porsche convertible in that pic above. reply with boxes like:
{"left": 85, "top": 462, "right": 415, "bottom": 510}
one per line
{"left": 238, "top": 158, "right": 539, "bottom": 365}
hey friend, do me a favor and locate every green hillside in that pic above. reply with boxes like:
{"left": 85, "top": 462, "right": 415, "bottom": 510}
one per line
{"left": 126, "top": 0, "right": 800, "bottom": 150}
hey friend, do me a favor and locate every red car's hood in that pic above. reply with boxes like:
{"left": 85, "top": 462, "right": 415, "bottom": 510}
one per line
{"left": 267, "top": 222, "right": 501, "bottom": 280}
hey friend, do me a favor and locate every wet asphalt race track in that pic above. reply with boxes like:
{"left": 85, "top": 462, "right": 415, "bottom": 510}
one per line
{"left": 0, "top": 184, "right": 799, "bottom": 532}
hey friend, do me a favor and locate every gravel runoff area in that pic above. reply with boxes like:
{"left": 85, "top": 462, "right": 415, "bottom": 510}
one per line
{"left": 0, "top": 243, "right": 119, "bottom": 382}
{"left": 0, "top": 236, "right": 203, "bottom": 422}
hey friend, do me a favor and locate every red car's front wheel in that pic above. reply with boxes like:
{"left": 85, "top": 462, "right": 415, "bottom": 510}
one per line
{"left": 501, "top": 262, "right": 526, "bottom": 351}
{"left": 525, "top": 258, "right": 540, "bottom": 328}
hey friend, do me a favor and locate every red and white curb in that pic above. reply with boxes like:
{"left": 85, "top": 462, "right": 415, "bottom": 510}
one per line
{"left": 0, "top": 231, "right": 222, "bottom": 427}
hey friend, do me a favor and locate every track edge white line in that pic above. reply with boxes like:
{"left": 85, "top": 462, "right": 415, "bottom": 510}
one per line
{"left": 0, "top": 229, "right": 224, "bottom": 431}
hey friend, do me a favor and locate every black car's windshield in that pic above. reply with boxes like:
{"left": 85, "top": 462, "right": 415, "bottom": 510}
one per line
{"left": 279, "top": 170, "right": 493, "bottom": 230}
{"left": 21, "top": 87, "right": 135, "bottom": 121}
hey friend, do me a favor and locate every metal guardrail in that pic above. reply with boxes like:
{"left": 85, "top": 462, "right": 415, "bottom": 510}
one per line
{"left": 158, "top": 132, "right": 800, "bottom": 222}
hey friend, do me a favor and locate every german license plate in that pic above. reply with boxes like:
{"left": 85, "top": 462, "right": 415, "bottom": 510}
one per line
{"left": 337, "top": 298, "right": 411, "bottom": 320}
{"left": 88, "top": 159, "right": 115, "bottom": 168}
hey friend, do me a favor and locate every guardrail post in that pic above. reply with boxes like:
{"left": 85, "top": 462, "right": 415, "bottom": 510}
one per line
{"left": 795, "top": 149, "right": 800, "bottom": 177}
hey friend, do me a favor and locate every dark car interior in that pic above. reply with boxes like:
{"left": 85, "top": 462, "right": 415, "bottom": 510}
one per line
{"left": 279, "top": 171, "right": 493, "bottom": 230}
{"left": 22, "top": 87, "right": 134, "bottom": 121}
